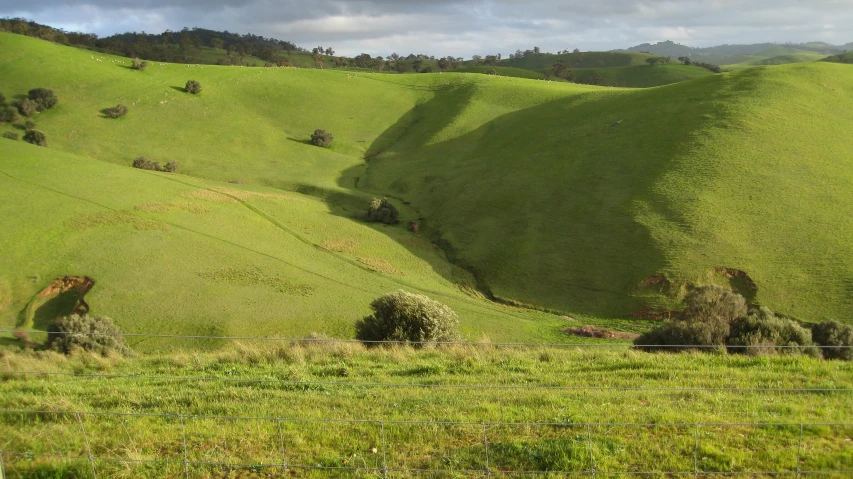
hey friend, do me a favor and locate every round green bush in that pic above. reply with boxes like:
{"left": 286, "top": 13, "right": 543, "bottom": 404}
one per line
{"left": 311, "top": 129, "right": 334, "bottom": 147}
{"left": 634, "top": 285, "right": 747, "bottom": 352}
{"left": 103, "top": 104, "right": 128, "bottom": 118}
{"left": 28, "top": 88, "right": 58, "bottom": 111}
{"left": 46, "top": 314, "right": 133, "bottom": 357}
{"left": 25, "top": 119, "right": 36, "bottom": 129}
{"left": 17, "top": 98, "right": 37, "bottom": 117}
{"left": 0, "top": 106, "right": 19, "bottom": 123}
{"left": 727, "top": 307, "right": 818, "bottom": 356}
{"left": 23, "top": 129, "right": 47, "bottom": 146}
{"left": 366, "top": 197, "right": 399, "bottom": 224}
{"left": 811, "top": 320, "right": 853, "bottom": 360}
{"left": 185, "top": 80, "right": 202, "bottom": 94}
{"left": 355, "top": 290, "right": 461, "bottom": 346}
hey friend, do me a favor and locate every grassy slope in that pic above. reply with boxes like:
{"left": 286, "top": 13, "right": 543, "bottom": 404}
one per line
{"left": 455, "top": 65, "right": 546, "bottom": 79}
{"left": 1, "top": 344, "right": 851, "bottom": 477}
{"left": 572, "top": 64, "right": 714, "bottom": 87}
{"left": 362, "top": 64, "right": 853, "bottom": 321}
{"left": 0, "top": 140, "right": 574, "bottom": 349}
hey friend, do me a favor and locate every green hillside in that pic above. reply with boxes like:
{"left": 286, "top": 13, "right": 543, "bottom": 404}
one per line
{"left": 571, "top": 64, "right": 715, "bottom": 87}
{"left": 503, "top": 51, "right": 654, "bottom": 70}
{"left": 822, "top": 52, "right": 853, "bottom": 64}
{"left": 361, "top": 63, "right": 853, "bottom": 322}
{"left": 2, "top": 30, "right": 853, "bottom": 342}
{"left": 724, "top": 51, "right": 827, "bottom": 70}
{"left": 455, "top": 65, "right": 546, "bottom": 79}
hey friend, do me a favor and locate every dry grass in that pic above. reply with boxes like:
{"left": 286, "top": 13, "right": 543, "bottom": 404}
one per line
{"left": 358, "top": 257, "right": 405, "bottom": 275}
{"left": 320, "top": 238, "right": 359, "bottom": 253}
{"left": 134, "top": 202, "right": 210, "bottom": 214}
{"left": 180, "top": 189, "right": 238, "bottom": 203}
{"left": 65, "top": 211, "right": 169, "bottom": 231}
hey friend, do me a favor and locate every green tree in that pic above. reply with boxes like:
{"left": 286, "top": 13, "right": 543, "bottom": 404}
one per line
{"left": 811, "top": 321, "right": 853, "bottom": 360}
{"left": 185, "top": 80, "right": 202, "bottom": 94}
{"left": 47, "top": 314, "right": 133, "bottom": 356}
{"left": 311, "top": 129, "right": 334, "bottom": 147}
{"left": 23, "top": 129, "right": 47, "bottom": 146}
{"left": 355, "top": 290, "right": 461, "bottom": 346}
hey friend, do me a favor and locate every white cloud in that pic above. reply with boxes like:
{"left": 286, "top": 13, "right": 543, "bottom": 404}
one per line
{"left": 1, "top": 0, "right": 851, "bottom": 57}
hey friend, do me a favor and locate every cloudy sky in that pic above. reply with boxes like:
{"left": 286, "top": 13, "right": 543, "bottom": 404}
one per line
{"left": 2, "top": 0, "right": 852, "bottom": 57}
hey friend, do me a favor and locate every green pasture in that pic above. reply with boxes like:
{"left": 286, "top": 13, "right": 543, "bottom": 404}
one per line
{"left": 0, "top": 344, "right": 851, "bottom": 477}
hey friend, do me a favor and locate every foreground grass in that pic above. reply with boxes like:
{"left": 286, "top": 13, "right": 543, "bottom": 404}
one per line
{"left": 0, "top": 343, "right": 851, "bottom": 477}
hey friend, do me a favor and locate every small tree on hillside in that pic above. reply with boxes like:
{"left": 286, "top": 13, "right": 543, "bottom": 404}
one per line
{"left": 727, "top": 307, "right": 818, "bottom": 356}
{"left": 185, "top": 80, "right": 202, "bottom": 94}
{"left": 16, "top": 98, "right": 37, "bottom": 117}
{"left": 365, "top": 197, "right": 399, "bottom": 224}
{"left": 634, "top": 285, "right": 747, "bottom": 351}
{"left": 131, "top": 57, "right": 148, "bottom": 70}
{"left": 23, "top": 129, "right": 47, "bottom": 146}
{"left": 0, "top": 106, "right": 19, "bottom": 123}
{"left": 355, "top": 290, "right": 461, "bottom": 346}
{"left": 47, "top": 314, "right": 133, "bottom": 356}
{"left": 811, "top": 320, "right": 853, "bottom": 360}
{"left": 311, "top": 129, "right": 334, "bottom": 147}
{"left": 28, "top": 88, "right": 58, "bottom": 111}
{"left": 103, "top": 104, "right": 128, "bottom": 118}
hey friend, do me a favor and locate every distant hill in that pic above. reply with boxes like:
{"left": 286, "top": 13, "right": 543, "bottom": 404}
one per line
{"left": 502, "top": 51, "right": 654, "bottom": 70}
{"left": 620, "top": 40, "right": 848, "bottom": 67}
{"left": 821, "top": 52, "right": 853, "bottom": 64}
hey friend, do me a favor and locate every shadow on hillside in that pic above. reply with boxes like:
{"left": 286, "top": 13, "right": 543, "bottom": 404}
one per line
{"left": 326, "top": 74, "right": 741, "bottom": 318}
{"left": 170, "top": 86, "right": 186, "bottom": 92}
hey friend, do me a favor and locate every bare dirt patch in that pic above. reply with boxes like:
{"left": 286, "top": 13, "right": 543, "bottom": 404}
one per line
{"left": 638, "top": 275, "right": 671, "bottom": 292}
{"left": 359, "top": 257, "right": 405, "bottom": 276}
{"left": 66, "top": 211, "right": 169, "bottom": 231}
{"left": 320, "top": 238, "right": 359, "bottom": 253}
{"left": 564, "top": 325, "right": 639, "bottom": 341}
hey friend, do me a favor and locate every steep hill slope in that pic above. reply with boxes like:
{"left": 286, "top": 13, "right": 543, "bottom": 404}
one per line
{"left": 361, "top": 64, "right": 853, "bottom": 321}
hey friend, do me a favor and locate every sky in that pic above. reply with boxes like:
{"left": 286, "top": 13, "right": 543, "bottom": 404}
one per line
{"left": 1, "top": 0, "right": 852, "bottom": 57}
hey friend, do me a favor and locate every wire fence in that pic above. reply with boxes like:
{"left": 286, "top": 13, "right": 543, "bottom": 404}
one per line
{"left": 3, "top": 329, "right": 852, "bottom": 350}
{"left": 1, "top": 409, "right": 852, "bottom": 478}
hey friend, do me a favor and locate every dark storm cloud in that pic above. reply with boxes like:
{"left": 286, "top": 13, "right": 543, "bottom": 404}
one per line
{"left": 1, "top": 0, "right": 851, "bottom": 57}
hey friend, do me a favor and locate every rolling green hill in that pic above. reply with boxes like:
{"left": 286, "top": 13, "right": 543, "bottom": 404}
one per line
{"left": 571, "top": 64, "right": 715, "bottom": 87}
{"left": 455, "top": 65, "right": 546, "bottom": 79}
{"left": 361, "top": 63, "right": 853, "bottom": 322}
{"left": 822, "top": 52, "right": 853, "bottom": 64}
{"left": 2, "top": 30, "right": 853, "bottom": 344}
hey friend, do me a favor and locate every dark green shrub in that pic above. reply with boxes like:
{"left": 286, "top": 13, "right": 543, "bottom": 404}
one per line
{"left": 3, "top": 131, "right": 19, "bottom": 140}
{"left": 811, "top": 320, "right": 853, "bottom": 360}
{"left": 164, "top": 161, "right": 179, "bottom": 172}
{"left": 634, "top": 285, "right": 747, "bottom": 351}
{"left": 311, "top": 129, "right": 334, "bottom": 147}
{"left": 23, "top": 129, "right": 46, "bottom": 146}
{"left": 132, "top": 156, "right": 160, "bottom": 171}
{"left": 421, "top": 66, "right": 434, "bottom": 73}
{"left": 485, "top": 69, "right": 498, "bottom": 75}
{"left": 46, "top": 314, "right": 133, "bottom": 357}
{"left": 185, "top": 80, "right": 202, "bottom": 94}
{"left": 25, "top": 119, "right": 36, "bottom": 129}
{"left": 727, "top": 307, "right": 818, "bottom": 356}
{"left": 103, "top": 104, "right": 128, "bottom": 118}
{"left": 355, "top": 290, "right": 461, "bottom": 345}
{"left": 0, "top": 106, "right": 18, "bottom": 123}
{"left": 28, "top": 88, "right": 58, "bottom": 111}
{"left": 365, "top": 197, "right": 399, "bottom": 224}
{"left": 131, "top": 57, "right": 148, "bottom": 70}
{"left": 17, "top": 98, "right": 37, "bottom": 117}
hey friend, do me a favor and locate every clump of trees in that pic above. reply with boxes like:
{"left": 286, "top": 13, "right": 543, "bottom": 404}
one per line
{"left": 46, "top": 314, "right": 133, "bottom": 357}
{"left": 634, "top": 284, "right": 852, "bottom": 359}
{"left": 811, "top": 321, "right": 853, "bottom": 360}
{"left": 355, "top": 290, "right": 461, "bottom": 346}
{"left": 23, "top": 129, "right": 47, "bottom": 146}
{"left": 645, "top": 57, "right": 673, "bottom": 66}
{"left": 185, "top": 80, "right": 202, "bottom": 94}
{"left": 133, "top": 156, "right": 178, "bottom": 172}
{"left": 28, "top": 88, "right": 58, "bottom": 111}
{"left": 677, "top": 57, "right": 723, "bottom": 73}
{"left": 311, "top": 129, "right": 333, "bottom": 147}
{"left": 103, "top": 104, "right": 128, "bottom": 118}
{"left": 131, "top": 57, "right": 148, "bottom": 70}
